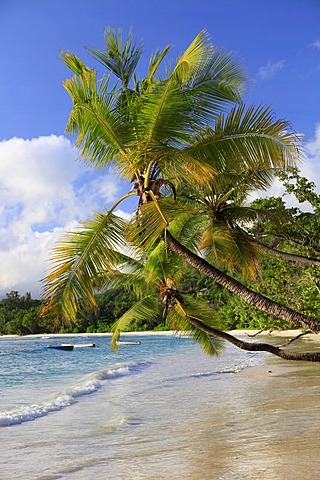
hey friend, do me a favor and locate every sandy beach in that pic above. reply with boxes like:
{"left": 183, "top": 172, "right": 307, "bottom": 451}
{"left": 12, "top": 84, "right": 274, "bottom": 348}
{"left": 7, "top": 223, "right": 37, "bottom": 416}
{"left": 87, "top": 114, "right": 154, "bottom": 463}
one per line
{"left": 2, "top": 329, "right": 320, "bottom": 479}
{"left": 1, "top": 328, "right": 316, "bottom": 339}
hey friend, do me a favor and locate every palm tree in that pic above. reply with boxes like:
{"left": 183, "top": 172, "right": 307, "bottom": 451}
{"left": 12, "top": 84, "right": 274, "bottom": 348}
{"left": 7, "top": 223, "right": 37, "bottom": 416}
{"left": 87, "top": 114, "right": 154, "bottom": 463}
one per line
{"left": 169, "top": 167, "right": 320, "bottom": 278}
{"left": 107, "top": 240, "right": 224, "bottom": 356}
{"left": 42, "top": 28, "right": 320, "bottom": 360}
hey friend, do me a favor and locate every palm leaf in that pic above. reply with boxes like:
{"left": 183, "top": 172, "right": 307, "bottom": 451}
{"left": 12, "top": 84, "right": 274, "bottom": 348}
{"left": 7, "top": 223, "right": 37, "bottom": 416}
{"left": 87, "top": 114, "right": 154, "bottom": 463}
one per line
{"left": 148, "top": 45, "right": 172, "bottom": 81}
{"left": 167, "top": 210, "right": 205, "bottom": 252}
{"left": 135, "top": 32, "right": 212, "bottom": 152}
{"left": 186, "top": 104, "right": 302, "bottom": 174}
{"left": 128, "top": 199, "right": 168, "bottom": 250}
{"left": 136, "top": 78, "right": 193, "bottom": 148}
{"left": 168, "top": 295, "right": 224, "bottom": 356}
{"left": 142, "top": 239, "right": 186, "bottom": 286}
{"left": 61, "top": 52, "right": 136, "bottom": 173}
{"left": 88, "top": 27, "right": 144, "bottom": 87}
{"left": 42, "top": 203, "right": 132, "bottom": 326}
{"left": 173, "top": 30, "right": 212, "bottom": 84}
{"left": 111, "top": 295, "right": 161, "bottom": 350}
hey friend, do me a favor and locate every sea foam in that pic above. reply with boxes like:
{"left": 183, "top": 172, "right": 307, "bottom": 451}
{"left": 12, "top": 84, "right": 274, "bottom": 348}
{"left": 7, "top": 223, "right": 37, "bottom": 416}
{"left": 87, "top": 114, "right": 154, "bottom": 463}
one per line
{"left": 0, "top": 361, "right": 150, "bottom": 427}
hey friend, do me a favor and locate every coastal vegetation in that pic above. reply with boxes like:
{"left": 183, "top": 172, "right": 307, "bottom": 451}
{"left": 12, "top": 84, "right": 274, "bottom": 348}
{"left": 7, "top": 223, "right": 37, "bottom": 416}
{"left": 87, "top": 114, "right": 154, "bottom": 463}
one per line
{"left": 39, "top": 28, "right": 320, "bottom": 360}
{"left": 1, "top": 179, "right": 319, "bottom": 337}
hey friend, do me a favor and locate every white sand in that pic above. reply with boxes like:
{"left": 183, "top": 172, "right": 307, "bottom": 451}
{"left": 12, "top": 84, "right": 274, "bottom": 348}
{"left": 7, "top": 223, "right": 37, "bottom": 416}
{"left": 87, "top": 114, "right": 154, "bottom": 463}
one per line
{"left": 2, "top": 328, "right": 319, "bottom": 341}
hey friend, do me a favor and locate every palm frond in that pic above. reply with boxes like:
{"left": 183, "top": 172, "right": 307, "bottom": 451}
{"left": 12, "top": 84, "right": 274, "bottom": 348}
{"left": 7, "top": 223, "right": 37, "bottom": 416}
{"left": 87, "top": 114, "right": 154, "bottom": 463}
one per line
{"left": 142, "top": 239, "right": 186, "bottom": 286}
{"left": 136, "top": 79, "right": 194, "bottom": 148}
{"left": 42, "top": 204, "right": 131, "bottom": 326}
{"left": 148, "top": 45, "right": 172, "bottom": 81}
{"left": 187, "top": 46, "right": 246, "bottom": 124}
{"left": 199, "top": 222, "right": 260, "bottom": 278}
{"left": 111, "top": 295, "right": 161, "bottom": 350}
{"left": 168, "top": 295, "right": 224, "bottom": 356}
{"left": 128, "top": 199, "right": 168, "bottom": 250}
{"left": 135, "top": 32, "right": 213, "bottom": 149}
{"left": 167, "top": 211, "right": 205, "bottom": 252}
{"left": 186, "top": 104, "right": 302, "bottom": 174}
{"left": 61, "top": 53, "right": 137, "bottom": 172}
{"left": 88, "top": 27, "right": 144, "bottom": 87}
{"left": 173, "top": 30, "right": 212, "bottom": 84}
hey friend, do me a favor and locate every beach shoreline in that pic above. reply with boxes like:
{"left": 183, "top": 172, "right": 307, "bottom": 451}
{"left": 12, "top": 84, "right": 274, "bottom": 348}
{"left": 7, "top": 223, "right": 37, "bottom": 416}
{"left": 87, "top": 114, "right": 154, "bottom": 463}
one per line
{"left": 2, "top": 328, "right": 320, "bottom": 342}
{"left": 2, "top": 328, "right": 320, "bottom": 381}
{"left": 0, "top": 328, "right": 316, "bottom": 338}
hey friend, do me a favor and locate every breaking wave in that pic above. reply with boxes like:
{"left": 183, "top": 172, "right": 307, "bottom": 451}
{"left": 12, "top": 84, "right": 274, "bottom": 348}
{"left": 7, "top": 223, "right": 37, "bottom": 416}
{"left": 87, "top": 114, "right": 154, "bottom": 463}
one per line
{"left": 0, "top": 361, "right": 151, "bottom": 427}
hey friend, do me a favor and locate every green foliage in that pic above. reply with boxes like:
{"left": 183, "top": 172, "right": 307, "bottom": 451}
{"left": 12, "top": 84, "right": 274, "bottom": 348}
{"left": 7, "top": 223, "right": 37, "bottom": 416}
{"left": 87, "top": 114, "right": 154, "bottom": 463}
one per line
{"left": 249, "top": 168, "right": 320, "bottom": 255}
{"left": 0, "top": 292, "right": 43, "bottom": 335}
{"left": 36, "top": 28, "right": 320, "bottom": 352}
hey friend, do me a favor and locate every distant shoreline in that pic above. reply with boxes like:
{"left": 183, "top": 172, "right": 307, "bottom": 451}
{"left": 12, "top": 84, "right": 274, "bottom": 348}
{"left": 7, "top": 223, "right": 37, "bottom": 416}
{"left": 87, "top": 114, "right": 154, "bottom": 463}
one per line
{"left": 1, "top": 329, "right": 319, "bottom": 341}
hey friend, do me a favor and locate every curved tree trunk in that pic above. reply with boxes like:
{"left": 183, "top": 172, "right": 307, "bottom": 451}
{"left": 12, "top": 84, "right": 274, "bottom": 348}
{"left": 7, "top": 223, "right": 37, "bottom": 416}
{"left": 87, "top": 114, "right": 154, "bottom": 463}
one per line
{"left": 187, "top": 317, "right": 320, "bottom": 362}
{"left": 165, "top": 230, "right": 320, "bottom": 332}
{"left": 249, "top": 238, "right": 320, "bottom": 266}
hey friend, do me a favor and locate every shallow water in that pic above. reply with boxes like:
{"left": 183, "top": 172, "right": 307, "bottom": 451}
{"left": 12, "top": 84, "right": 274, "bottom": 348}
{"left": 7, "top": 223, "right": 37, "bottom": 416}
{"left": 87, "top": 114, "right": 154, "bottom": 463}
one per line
{"left": 1, "top": 334, "right": 320, "bottom": 479}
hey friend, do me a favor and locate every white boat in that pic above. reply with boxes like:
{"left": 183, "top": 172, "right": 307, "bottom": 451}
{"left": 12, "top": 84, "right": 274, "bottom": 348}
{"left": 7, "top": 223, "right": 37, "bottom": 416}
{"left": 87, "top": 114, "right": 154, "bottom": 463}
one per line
{"left": 61, "top": 343, "right": 96, "bottom": 348}
{"left": 116, "top": 341, "right": 141, "bottom": 345}
{"left": 39, "top": 345, "right": 74, "bottom": 351}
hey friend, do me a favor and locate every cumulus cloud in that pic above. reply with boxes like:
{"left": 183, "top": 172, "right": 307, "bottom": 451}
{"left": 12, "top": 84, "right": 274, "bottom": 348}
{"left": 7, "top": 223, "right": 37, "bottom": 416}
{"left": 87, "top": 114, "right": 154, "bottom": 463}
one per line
{"left": 257, "top": 60, "right": 286, "bottom": 80}
{"left": 0, "top": 135, "right": 128, "bottom": 298}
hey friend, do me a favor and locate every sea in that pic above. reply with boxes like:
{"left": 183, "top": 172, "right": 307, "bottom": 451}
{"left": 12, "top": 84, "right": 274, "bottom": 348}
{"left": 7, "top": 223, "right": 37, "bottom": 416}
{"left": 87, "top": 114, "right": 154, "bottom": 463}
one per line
{"left": 1, "top": 333, "right": 320, "bottom": 480}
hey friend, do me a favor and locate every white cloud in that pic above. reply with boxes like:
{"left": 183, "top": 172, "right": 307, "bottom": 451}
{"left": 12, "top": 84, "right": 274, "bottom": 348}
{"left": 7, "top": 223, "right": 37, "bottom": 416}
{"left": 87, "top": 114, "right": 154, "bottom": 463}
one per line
{"left": 249, "top": 125, "right": 320, "bottom": 209}
{"left": 311, "top": 40, "right": 320, "bottom": 49}
{"left": 0, "top": 135, "right": 128, "bottom": 298}
{"left": 257, "top": 60, "right": 286, "bottom": 80}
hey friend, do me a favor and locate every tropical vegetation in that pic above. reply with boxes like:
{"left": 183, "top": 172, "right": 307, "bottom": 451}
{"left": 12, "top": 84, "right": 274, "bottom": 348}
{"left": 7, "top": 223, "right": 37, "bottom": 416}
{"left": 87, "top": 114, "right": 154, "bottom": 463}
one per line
{"left": 40, "top": 28, "right": 320, "bottom": 361}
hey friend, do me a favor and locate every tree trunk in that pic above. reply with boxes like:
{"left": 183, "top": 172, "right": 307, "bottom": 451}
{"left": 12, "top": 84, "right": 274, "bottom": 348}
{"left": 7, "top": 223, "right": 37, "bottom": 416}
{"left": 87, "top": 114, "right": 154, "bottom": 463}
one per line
{"left": 249, "top": 238, "right": 320, "bottom": 266}
{"left": 187, "top": 317, "right": 320, "bottom": 362}
{"left": 165, "top": 230, "right": 320, "bottom": 332}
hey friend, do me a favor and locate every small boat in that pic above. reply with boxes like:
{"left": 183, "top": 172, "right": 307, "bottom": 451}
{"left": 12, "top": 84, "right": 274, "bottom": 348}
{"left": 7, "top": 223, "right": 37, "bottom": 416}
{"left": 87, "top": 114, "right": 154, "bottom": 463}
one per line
{"left": 116, "top": 341, "right": 141, "bottom": 345}
{"left": 61, "top": 343, "right": 96, "bottom": 348}
{"left": 46, "top": 345, "right": 74, "bottom": 351}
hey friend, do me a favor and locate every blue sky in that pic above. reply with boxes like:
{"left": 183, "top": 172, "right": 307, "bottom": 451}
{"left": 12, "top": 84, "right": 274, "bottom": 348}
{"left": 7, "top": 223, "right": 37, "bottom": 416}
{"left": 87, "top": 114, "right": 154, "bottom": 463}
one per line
{"left": 1, "top": 0, "right": 320, "bottom": 297}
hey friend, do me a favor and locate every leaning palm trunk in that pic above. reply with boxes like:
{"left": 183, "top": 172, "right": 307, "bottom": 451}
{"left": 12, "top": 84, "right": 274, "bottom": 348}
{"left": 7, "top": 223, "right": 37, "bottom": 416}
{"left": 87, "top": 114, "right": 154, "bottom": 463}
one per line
{"left": 187, "top": 317, "right": 320, "bottom": 362}
{"left": 249, "top": 238, "right": 320, "bottom": 266}
{"left": 165, "top": 230, "right": 320, "bottom": 332}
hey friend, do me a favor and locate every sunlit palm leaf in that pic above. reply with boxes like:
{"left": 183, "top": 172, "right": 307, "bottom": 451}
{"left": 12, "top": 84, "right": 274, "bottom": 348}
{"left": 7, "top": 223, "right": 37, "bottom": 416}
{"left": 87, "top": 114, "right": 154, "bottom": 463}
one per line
{"left": 186, "top": 105, "right": 301, "bottom": 173}
{"left": 148, "top": 45, "right": 172, "bottom": 81}
{"left": 198, "top": 219, "right": 260, "bottom": 277}
{"left": 42, "top": 209, "right": 130, "bottom": 326}
{"left": 111, "top": 295, "right": 161, "bottom": 350}
{"left": 142, "top": 239, "right": 186, "bottom": 286}
{"left": 104, "top": 257, "right": 158, "bottom": 299}
{"left": 188, "top": 46, "right": 246, "bottom": 124}
{"left": 173, "top": 30, "right": 212, "bottom": 84}
{"left": 167, "top": 211, "right": 205, "bottom": 252}
{"left": 168, "top": 295, "right": 224, "bottom": 356}
{"left": 128, "top": 200, "right": 168, "bottom": 250}
{"left": 136, "top": 79, "right": 194, "bottom": 148}
{"left": 61, "top": 52, "right": 136, "bottom": 173}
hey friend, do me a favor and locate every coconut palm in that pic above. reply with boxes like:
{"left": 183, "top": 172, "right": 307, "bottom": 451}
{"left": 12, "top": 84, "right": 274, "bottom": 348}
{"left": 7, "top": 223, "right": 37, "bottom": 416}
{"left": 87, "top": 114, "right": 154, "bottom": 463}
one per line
{"left": 107, "top": 239, "right": 224, "bottom": 356}
{"left": 42, "top": 28, "right": 320, "bottom": 359}
{"left": 173, "top": 167, "right": 320, "bottom": 274}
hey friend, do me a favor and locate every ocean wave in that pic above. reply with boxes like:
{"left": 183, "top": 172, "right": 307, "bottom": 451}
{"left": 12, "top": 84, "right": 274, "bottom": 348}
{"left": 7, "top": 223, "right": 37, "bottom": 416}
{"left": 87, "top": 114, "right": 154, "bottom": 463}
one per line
{"left": 0, "top": 361, "right": 152, "bottom": 427}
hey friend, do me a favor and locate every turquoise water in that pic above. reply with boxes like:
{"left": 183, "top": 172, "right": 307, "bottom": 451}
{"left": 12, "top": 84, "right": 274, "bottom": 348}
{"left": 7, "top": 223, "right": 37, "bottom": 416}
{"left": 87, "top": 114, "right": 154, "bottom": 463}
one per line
{"left": 0, "top": 334, "right": 259, "bottom": 428}
{"left": 1, "top": 334, "right": 320, "bottom": 479}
